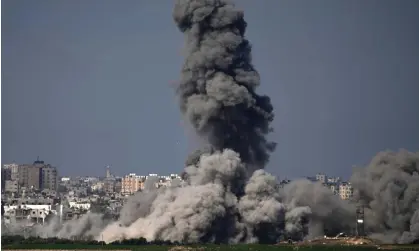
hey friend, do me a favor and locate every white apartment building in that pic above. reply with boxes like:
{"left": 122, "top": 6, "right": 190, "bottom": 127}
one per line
{"left": 61, "top": 177, "right": 71, "bottom": 182}
{"left": 339, "top": 182, "right": 353, "bottom": 200}
{"left": 69, "top": 201, "right": 91, "bottom": 210}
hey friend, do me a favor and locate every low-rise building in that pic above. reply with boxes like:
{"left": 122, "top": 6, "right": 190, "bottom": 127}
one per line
{"left": 69, "top": 201, "right": 91, "bottom": 211}
{"left": 327, "top": 177, "right": 341, "bottom": 183}
{"left": 61, "top": 177, "right": 71, "bottom": 182}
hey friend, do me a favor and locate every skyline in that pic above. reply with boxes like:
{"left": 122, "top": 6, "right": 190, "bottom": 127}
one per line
{"left": 2, "top": 0, "right": 419, "bottom": 179}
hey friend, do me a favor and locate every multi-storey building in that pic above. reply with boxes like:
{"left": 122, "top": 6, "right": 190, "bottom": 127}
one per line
{"left": 104, "top": 178, "right": 116, "bottom": 194}
{"left": 156, "top": 174, "right": 183, "bottom": 188}
{"left": 114, "top": 181, "right": 122, "bottom": 193}
{"left": 4, "top": 180, "right": 19, "bottom": 193}
{"left": 121, "top": 174, "right": 145, "bottom": 195}
{"left": 10, "top": 159, "right": 59, "bottom": 191}
{"left": 17, "top": 164, "right": 38, "bottom": 189}
{"left": 1, "top": 163, "right": 20, "bottom": 192}
{"left": 1, "top": 166, "right": 12, "bottom": 190}
{"left": 339, "top": 182, "right": 353, "bottom": 200}
{"left": 315, "top": 173, "right": 328, "bottom": 184}
{"left": 41, "top": 165, "right": 58, "bottom": 191}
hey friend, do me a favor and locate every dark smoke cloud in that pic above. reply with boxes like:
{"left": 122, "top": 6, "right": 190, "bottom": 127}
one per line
{"left": 350, "top": 150, "right": 419, "bottom": 244}
{"left": 173, "top": 0, "right": 276, "bottom": 170}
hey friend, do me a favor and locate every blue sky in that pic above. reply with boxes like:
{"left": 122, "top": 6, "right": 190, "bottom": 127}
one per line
{"left": 2, "top": 0, "right": 419, "bottom": 179}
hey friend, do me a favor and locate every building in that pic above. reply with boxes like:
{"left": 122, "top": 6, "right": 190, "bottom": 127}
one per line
{"left": 18, "top": 164, "right": 42, "bottom": 190}
{"left": 61, "top": 177, "right": 71, "bottom": 182}
{"left": 104, "top": 178, "right": 116, "bottom": 194}
{"left": 315, "top": 173, "right": 328, "bottom": 184}
{"left": 121, "top": 174, "right": 145, "bottom": 195}
{"left": 327, "top": 177, "right": 341, "bottom": 183}
{"left": 29, "top": 208, "right": 48, "bottom": 224}
{"left": 1, "top": 163, "right": 19, "bottom": 191}
{"left": 14, "top": 158, "right": 58, "bottom": 191}
{"left": 41, "top": 165, "right": 58, "bottom": 191}
{"left": 91, "top": 181, "right": 104, "bottom": 192}
{"left": 10, "top": 164, "right": 19, "bottom": 181}
{"left": 114, "top": 181, "right": 122, "bottom": 193}
{"left": 1, "top": 166, "right": 12, "bottom": 190}
{"left": 4, "top": 180, "right": 19, "bottom": 193}
{"left": 106, "top": 166, "right": 112, "bottom": 179}
{"left": 339, "top": 182, "right": 353, "bottom": 200}
{"left": 69, "top": 201, "right": 91, "bottom": 211}
{"left": 328, "top": 183, "right": 339, "bottom": 195}
{"left": 156, "top": 174, "right": 183, "bottom": 188}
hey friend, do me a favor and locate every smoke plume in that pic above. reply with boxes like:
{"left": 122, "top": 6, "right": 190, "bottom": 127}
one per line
{"left": 280, "top": 180, "right": 355, "bottom": 239}
{"left": 2, "top": 0, "right": 418, "bottom": 245}
{"left": 350, "top": 150, "right": 419, "bottom": 244}
{"left": 173, "top": 0, "right": 276, "bottom": 170}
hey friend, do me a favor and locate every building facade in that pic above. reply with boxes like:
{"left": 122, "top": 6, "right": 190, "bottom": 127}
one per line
{"left": 339, "top": 182, "right": 353, "bottom": 200}
{"left": 315, "top": 173, "right": 328, "bottom": 184}
{"left": 121, "top": 174, "right": 145, "bottom": 195}
{"left": 4, "top": 180, "right": 19, "bottom": 193}
{"left": 41, "top": 165, "right": 58, "bottom": 191}
{"left": 1, "top": 166, "right": 12, "bottom": 190}
{"left": 104, "top": 178, "right": 116, "bottom": 194}
{"left": 6, "top": 159, "right": 59, "bottom": 191}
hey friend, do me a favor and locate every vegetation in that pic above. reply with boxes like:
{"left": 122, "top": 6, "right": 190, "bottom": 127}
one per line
{"left": 1, "top": 235, "right": 418, "bottom": 251}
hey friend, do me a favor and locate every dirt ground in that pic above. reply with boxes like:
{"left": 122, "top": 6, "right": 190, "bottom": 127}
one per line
{"left": 277, "top": 237, "right": 419, "bottom": 250}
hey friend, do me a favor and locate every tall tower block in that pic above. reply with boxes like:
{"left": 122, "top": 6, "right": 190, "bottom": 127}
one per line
{"left": 356, "top": 205, "right": 365, "bottom": 236}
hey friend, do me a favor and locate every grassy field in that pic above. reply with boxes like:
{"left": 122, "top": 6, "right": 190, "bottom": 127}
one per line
{"left": 2, "top": 243, "right": 419, "bottom": 251}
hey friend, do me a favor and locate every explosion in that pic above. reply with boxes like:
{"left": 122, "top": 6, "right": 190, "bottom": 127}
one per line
{"left": 3, "top": 0, "right": 418, "bottom": 245}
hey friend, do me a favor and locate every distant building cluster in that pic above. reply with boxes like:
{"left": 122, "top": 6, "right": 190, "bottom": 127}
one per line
{"left": 277, "top": 174, "right": 353, "bottom": 201}
{"left": 1, "top": 158, "right": 58, "bottom": 196}
{"left": 1, "top": 159, "right": 353, "bottom": 230}
{"left": 309, "top": 173, "right": 353, "bottom": 200}
{"left": 121, "top": 173, "right": 183, "bottom": 195}
{"left": 1, "top": 163, "right": 186, "bottom": 228}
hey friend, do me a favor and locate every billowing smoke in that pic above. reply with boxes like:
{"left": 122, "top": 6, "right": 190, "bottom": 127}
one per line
{"left": 280, "top": 180, "right": 355, "bottom": 239}
{"left": 350, "top": 150, "right": 419, "bottom": 244}
{"left": 32, "top": 213, "right": 109, "bottom": 240}
{"left": 2, "top": 213, "right": 109, "bottom": 240}
{"left": 173, "top": 0, "right": 276, "bottom": 171}
{"left": 118, "top": 190, "right": 158, "bottom": 227}
{"left": 2, "top": 0, "right": 418, "bottom": 245}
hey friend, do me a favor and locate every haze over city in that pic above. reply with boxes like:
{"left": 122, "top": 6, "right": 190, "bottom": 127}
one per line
{"left": 2, "top": 0, "right": 419, "bottom": 179}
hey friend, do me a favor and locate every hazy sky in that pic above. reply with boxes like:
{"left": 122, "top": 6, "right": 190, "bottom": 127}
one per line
{"left": 2, "top": 0, "right": 419, "bottom": 179}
